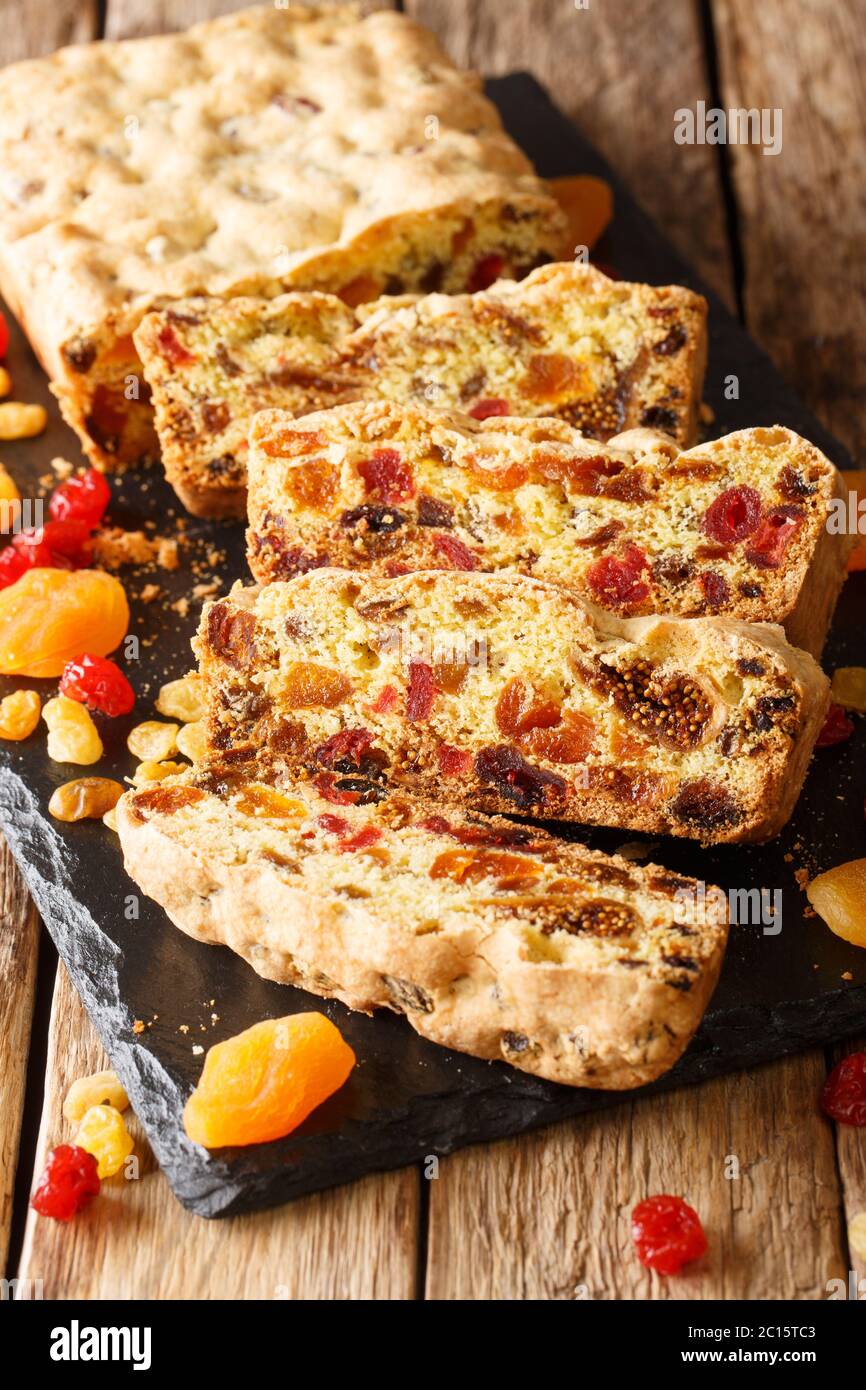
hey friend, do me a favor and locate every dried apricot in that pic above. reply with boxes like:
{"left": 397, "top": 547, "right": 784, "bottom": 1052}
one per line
{"left": 42, "top": 695, "right": 103, "bottom": 765}
{"left": 830, "top": 666, "right": 866, "bottom": 713}
{"left": 235, "top": 785, "right": 307, "bottom": 820}
{"left": 0, "top": 568, "right": 128, "bottom": 677}
{"left": 74, "top": 1103, "right": 134, "bottom": 1178}
{"left": 0, "top": 688, "right": 40, "bottom": 740}
{"left": 807, "top": 859, "right": 866, "bottom": 948}
{"left": 283, "top": 661, "right": 352, "bottom": 709}
{"left": 63, "top": 1070, "right": 129, "bottom": 1125}
{"left": 183, "top": 1013, "right": 356, "bottom": 1148}
{"left": 49, "top": 777, "right": 124, "bottom": 822}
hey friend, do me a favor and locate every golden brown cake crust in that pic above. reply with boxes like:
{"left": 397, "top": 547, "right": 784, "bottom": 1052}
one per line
{"left": 246, "top": 401, "right": 847, "bottom": 655}
{"left": 196, "top": 569, "right": 830, "bottom": 844}
{"left": 134, "top": 261, "right": 707, "bottom": 514}
{"left": 0, "top": 4, "right": 564, "bottom": 467}
{"left": 116, "top": 762, "right": 729, "bottom": 1090}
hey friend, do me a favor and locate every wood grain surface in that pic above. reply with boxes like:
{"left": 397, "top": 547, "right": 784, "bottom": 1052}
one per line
{"left": 2, "top": 0, "right": 864, "bottom": 1301}
{"left": 0, "top": 842, "right": 39, "bottom": 1276}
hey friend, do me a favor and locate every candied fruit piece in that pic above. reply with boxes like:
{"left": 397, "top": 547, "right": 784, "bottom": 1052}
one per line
{"left": 521, "top": 352, "right": 586, "bottom": 403}
{"left": 74, "top": 1103, "right": 134, "bottom": 1179}
{"left": 127, "top": 720, "right": 178, "bottom": 762}
{"left": 468, "top": 397, "right": 511, "bottom": 420}
{"left": 63, "top": 1070, "right": 129, "bottom": 1125}
{"left": 807, "top": 859, "right": 866, "bottom": 948}
{"left": 437, "top": 744, "right": 473, "bottom": 776}
{"left": 830, "top": 666, "right": 866, "bottom": 713}
{"left": 314, "top": 727, "right": 374, "bottom": 769}
{"left": 632, "top": 1195, "right": 708, "bottom": 1274}
{"left": 156, "top": 673, "right": 206, "bottom": 723}
{"left": 467, "top": 253, "right": 505, "bottom": 293}
{"left": 475, "top": 744, "right": 567, "bottom": 809}
{"left": 821, "top": 1053, "right": 866, "bottom": 1126}
{"left": 406, "top": 661, "right": 436, "bottom": 721}
{"left": 745, "top": 505, "right": 803, "bottom": 569}
{"left": 586, "top": 545, "right": 650, "bottom": 608}
{"left": 433, "top": 655, "right": 468, "bottom": 694}
{"left": 49, "top": 468, "right": 111, "bottom": 526}
{"left": 357, "top": 449, "right": 414, "bottom": 504}
{"left": 43, "top": 695, "right": 103, "bottom": 765}
{"left": 49, "top": 777, "right": 124, "bottom": 822}
{"left": 700, "top": 570, "right": 731, "bottom": 608}
{"left": 702, "top": 485, "right": 762, "bottom": 544}
{"left": 183, "top": 1013, "right": 356, "bottom": 1148}
{"left": 157, "top": 323, "right": 195, "bottom": 365}
{"left": 0, "top": 688, "right": 40, "bottom": 740}
{"left": 284, "top": 457, "right": 340, "bottom": 513}
{"left": 0, "top": 568, "right": 129, "bottom": 677}
{"left": 430, "top": 848, "right": 544, "bottom": 890}
{"left": 523, "top": 711, "right": 595, "bottom": 763}
{"left": 283, "top": 661, "right": 352, "bottom": 709}
{"left": 235, "top": 785, "right": 307, "bottom": 820}
{"left": 206, "top": 602, "right": 257, "bottom": 669}
{"left": 31, "top": 1144, "right": 100, "bottom": 1221}
{"left": 815, "top": 704, "right": 855, "bottom": 747}
{"left": 60, "top": 653, "right": 135, "bottom": 716}
{"left": 432, "top": 533, "right": 479, "bottom": 570}
{"left": 0, "top": 545, "right": 28, "bottom": 588}
{"left": 495, "top": 677, "right": 561, "bottom": 738}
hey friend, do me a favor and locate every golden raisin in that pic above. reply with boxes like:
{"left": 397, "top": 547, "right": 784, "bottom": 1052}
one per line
{"left": 74, "top": 1103, "right": 134, "bottom": 1178}
{"left": 49, "top": 777, "right": 124, "bottom": 822}
{"left": 183, "top": 1013, "right": 356, "bottom": 1148}
{"left": 433, "top": 655, "right": 468, "bottom": 693}
{"left": 42, "top": 695, "right": 103, "bottom": 765}
{"left": 176, "top": 720, "right": 207, "bottom": 762}
{"left": 0, "top": 688, "right": 40, "bottom": 740}
{"left": 127, "top": 720, "right": 178, "bottom": 761}
{"left": 283, "top": 662, "right": 353, "bottom": 709}
{"left": 0, "top": 401, "right": 47, "bottom": 439}
{"left": 131, "top": 759, "right": 187, "bottom": 786}
{"left": 235, "top": 785, "right": 307, "bottom": 820}
{"left": 430, "top": 848, "right": 544, "bottom": 889}
{"left": 0, "top": 569, "right": 129, "bottom": 678}
{"left": 0, "top": 459, "right": 20, "bottom": 501}
{"left": 807, "top": 859, "right": 866, "bottom": 948}
{"left": 156, "top": 673, "right": 206, "bottom": 723}
{"left": 63, "top": 1070, "right": 129, "bottom": 1125}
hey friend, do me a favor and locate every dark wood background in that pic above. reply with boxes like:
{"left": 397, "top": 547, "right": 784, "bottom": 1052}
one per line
{"left": 1, "top": 0, "right": 864, "bottom": 1299}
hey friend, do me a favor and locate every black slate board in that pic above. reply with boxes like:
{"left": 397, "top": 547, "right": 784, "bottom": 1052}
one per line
{"left": 1, "top": 75, "right": 864, "bottom": 1218}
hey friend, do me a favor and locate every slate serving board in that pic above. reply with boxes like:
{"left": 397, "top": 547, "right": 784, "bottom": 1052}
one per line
{"left": 1, "top": 75, "right": 863, "bottom": 1218}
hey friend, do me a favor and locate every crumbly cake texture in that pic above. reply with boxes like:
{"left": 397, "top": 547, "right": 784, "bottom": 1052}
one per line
{"left": 246, "top": 402, "right": 848, "bottom": 656}
{"left": 116, "top": 762, "right": 728, "bottom": 1089}
{"left": 134, "top": 261, "right": 707, "bottom": 515}
{"left": 196, "top": 569, "right": 829, "bottom": 845}
{"left": 0, "top": 4, "right": 565, "bottom": 470}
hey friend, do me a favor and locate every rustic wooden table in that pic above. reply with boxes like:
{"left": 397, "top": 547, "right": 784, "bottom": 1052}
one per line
{"left": 2, "top": 0, "right": 865, "bottom": 1301}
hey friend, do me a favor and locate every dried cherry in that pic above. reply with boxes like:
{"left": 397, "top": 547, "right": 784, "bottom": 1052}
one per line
{"left": 468, "top": 398, "right": 511, "bottom": 420}
{"left": 701, "top": 486, "right": 762, "bottom": 544}
{"left": 474, "top": 744, "right": 567, "bottom": 808}
{"left": 60, "top": 654, "right": 135, "bottom": 717}
{"left": 30, "top": 1144, "right": 100, "bottom": 1222}
{"left": 700, "top": 570, "right": 731, "bottom": 608}
{"left": 745, "top": 505, "right": 803, "bottom": 569}
{"left": 432, "top": 533, "right": 479, "bottom": 570}
{"left": 314, "top": 728, "right": 374, "bottom": 769}
{"left": 437, "top": 744, "right": 473, "bottom": 776}
{"left": 48, "top": 468, "right": 111, "bottom": 526}
{"left": 815, "top": 704, "right": 855, "bottom": 748}
{"left": 357, "top": 449, "right": 414, "bottom": 504}
{"left": 467, "top": 253, "right": 505, "bottom": 293}
{"left": 585, "top": 544, "right": 650, "bottom": 608}
{"left": 406, "top": 662, "right": 436, "bottom": 721}
{"left": 821, "top": 1053, "right": 866, "bottom": 1126}
{"left": 631, "top": 1195, "right": 707, "bottom": 1274}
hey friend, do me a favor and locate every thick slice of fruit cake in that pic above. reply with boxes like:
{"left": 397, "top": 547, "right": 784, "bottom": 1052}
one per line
{"left": 195, "top": 569, "right": 829, "bottom": 844}
{"left": 116, "top": 760, "right": 729, "bottom": 1089}
{"left": 134, "top": 262, "right": 707, "bottom": 516}
{"left": 246, "top": 401, "right": 849, "bottom": 656}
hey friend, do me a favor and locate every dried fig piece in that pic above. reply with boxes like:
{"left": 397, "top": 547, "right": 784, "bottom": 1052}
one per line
{"left": 591, "top": 658, "right": 720, "bottom": 750}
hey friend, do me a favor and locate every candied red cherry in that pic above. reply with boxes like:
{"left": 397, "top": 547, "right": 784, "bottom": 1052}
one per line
{"left": 432, "top": 533, "right": 479, "bottom": 571}
{"left": 49, "top": 468, "right": 111, "bottom": 527}
{"left": 701, "top": 485, "right": 762, "bottom": 544}
{"left": 357, "top": 449, "right": 414, "bottom": 504}
{"left": 406, "top": 662, "right": 436, "bottom": 721}
{"left": 13, "top": 519, "right": 92, "bottom": 569}
{"left": 821, "top": 1053, "right": 866, "bottom": 1126}
{"left": 467, "top": 253, "right": 505, "bottom": 293}
{"left": 0, "top": 310, "right": 9, "bottom": 358}
{"left": 60, "top": 653, "right": 136, "bottom": 717}
{"left": 469, "top": 398, "right": 511, "bottom": 420}
{"left": 746, "top": 505, "right": 803, "bottom": 569}
{"left": 586, "top": 544, "right": 650, "bottom": 608}
{"left": 0, "top": 545, "right": 29, "bottom": 589}
{"left": 631, "top": 1194, "right": 708, "bottom": 1275}
{"left": 31, "top": 1143, "right": 100, "bottom": 1221}
{"left": 816, "top": 704, "right": 855, "bottom": 748}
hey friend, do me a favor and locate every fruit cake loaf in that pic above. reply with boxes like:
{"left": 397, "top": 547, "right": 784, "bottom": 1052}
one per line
{"left": 116, "top": 761, "right": 729, "bottom": 1089}
{"left": 133, "top": 261, "right": 707, "bottom": 516}
{"left": 0, "top": 5, "right": 564, "bottom": 470}
{"left": 246, "top": 401, "right": 849, "bottom": 656}
{"left": 196, "top": 569, "right": 830, "bottom": 844}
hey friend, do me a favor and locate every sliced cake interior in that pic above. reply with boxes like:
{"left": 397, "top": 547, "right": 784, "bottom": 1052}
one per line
{"left": 197, "top": 569, "right": 830, "bottom": 843}
{"left": 117, "top": 760, "right": 729, "bottom": 1089}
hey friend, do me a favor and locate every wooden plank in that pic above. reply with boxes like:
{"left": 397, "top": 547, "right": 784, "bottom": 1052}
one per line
{"left": 406, "top": 0, "right": 734, "bottom": 303}
{"left": 104, "top": 0, "right": 396, "bottom": 41}
{"left": 0, "top": 0, "right": 99, "bottom": 62}
{"left": 16, "top": 963, "right": 418, "bottom": 1299}
{"left": 0, "top": 837, "right": 40, "bottom": 1275}
{"left": 712, "top": 0, "right": 866, "bottom": 458}
{"left": 426, "top": 1055, "right": 847, "bottom": 1299}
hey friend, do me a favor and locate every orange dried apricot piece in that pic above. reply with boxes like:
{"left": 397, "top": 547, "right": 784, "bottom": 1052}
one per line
{"left": 284, "top": 458, "right": 340, "bottom": 514}
{"left": 495, "top": 677, "right": 561, "bottom": 738}
{"left": 548, "top": 174, "right": 613, "bottom": 252}
{"left": 433, "top": 654, "right": 468, "bottom": 693}
{"left": 430, "top": 847, "right": 544, "bottom": 889}
{"left": 523, "top": 711, "right": 595, "bottom": 763}
{"left": 0, "top": 568, "right": 128, "bottom": 678}
{"left": 807, "top": 859, "right": 866, "bottom": 948}
{"left": 283, "top": 661, "right": 352, "bottom": 709}
{"left": 520, "top": 353, "right": 589, "bottom": 404}
{"left": 183, "top": 1013, "right": 356, "bottom": 1148}
{"left": 235, "top": 785, "right": 307, "bottom": 820}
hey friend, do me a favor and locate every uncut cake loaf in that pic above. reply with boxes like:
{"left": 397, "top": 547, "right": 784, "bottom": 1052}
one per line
{"left": 133, "top": 261, "right": 707, "bottom": 515}
{"left": 246, "top": 401, "right": 849, "bottom": 656}
{"left": 0, "top": 4, "right": 565, "bottom": 469}
{"left": 196, "top": 569, "right": 829, "bottom": 844}
{"left": 116, "top": 761, "right": 729, "bottom": 1089}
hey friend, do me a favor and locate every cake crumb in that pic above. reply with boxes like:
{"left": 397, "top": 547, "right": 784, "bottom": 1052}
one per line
{"left": 132, "top": 1019, "right": 145, "bottom": 1035}
{"left": 842, "top": 971, "right": 854, "bottom": 981}
{"left": 192, "top": 1044, "right": 204, "bottom": 1056}
{"left": 139, "top": 583, "right": 161, "bottom": 604}
{"left": 51, "top": 455, "right": 75, "bottom": 479}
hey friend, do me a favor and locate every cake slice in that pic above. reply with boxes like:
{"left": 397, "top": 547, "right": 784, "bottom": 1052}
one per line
{"left": 116, "top": 760, "right": 729, "bottom": 1089}
{"left": 246, "top": 401, "right": 850, "bottom": 656}
{"left": 0, "top": 5, "right": 564, "bottom": 470}
{"left": 133, "top": 261, "right": 708, "bottom": 516}
{"left": 196, "top": 569, "right": 829, "bottom": 844}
